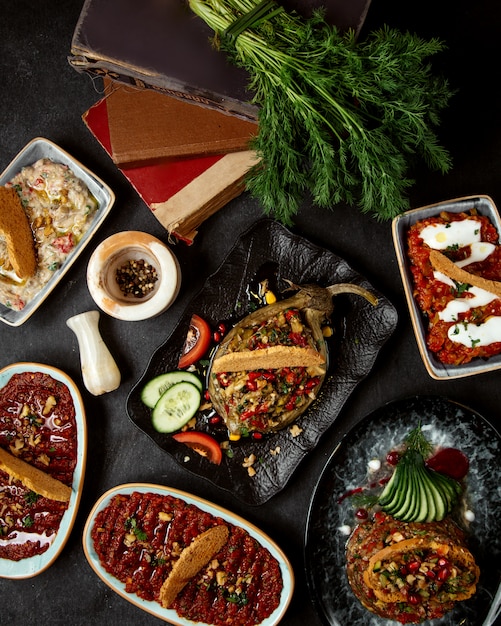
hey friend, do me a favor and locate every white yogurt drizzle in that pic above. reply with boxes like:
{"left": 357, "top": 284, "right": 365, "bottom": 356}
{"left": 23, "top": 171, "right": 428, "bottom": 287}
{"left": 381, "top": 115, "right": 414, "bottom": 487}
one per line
{"left": 419, "top": 219, "right": 482, "bottom": 249}
{"left": 0, "top": 529, "right": 55, "bottom": 548}
{"left": 421, "top": 218, "right": 501, "bottom": 347}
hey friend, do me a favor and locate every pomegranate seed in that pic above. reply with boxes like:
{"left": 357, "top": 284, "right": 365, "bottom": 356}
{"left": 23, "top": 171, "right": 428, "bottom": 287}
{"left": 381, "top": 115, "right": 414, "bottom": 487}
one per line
{"left": 355, "top": 508, "right": 368, "bottom": 521}
{"left": 209, "top": 415, "right": 222, "bottom": 425}
{"left": 252, "top": 432, "right": 263, "bottom": 441}
{"left": 408, "top": 593, "right": 421, "bottom": 605}
{"left": 408, "top": 561, "right": 420, "bottom": 574}
{"left": 386, "top": 450, "right": 400, "bottom": 466}
{"left": 437, "top": 567, "right": 449, "bottom": 581}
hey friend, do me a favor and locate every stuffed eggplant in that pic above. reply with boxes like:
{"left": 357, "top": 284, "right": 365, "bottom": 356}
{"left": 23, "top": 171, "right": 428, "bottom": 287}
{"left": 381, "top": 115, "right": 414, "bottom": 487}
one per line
{"left": 346, "top": 512, "right": 480, "bottom": 623}
{"left": 208, "top": 282, "right": 377, "bottom": 436}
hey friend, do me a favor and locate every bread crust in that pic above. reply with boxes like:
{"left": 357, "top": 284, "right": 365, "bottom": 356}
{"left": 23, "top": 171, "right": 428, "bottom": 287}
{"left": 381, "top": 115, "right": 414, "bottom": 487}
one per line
{"left": 0, "top": 446, "right": 72, "bottom": 502}
{"left": 211, "top": 344, "right": 325, "bottom": 373}
{"left": 0, "top": 186, "right": 37, "bottom": 279}
{"left": 429, "top": 248, "right": 501, "bottom": 297}
{"left": 159, "top": 525, "right": 229, "bottom": 608}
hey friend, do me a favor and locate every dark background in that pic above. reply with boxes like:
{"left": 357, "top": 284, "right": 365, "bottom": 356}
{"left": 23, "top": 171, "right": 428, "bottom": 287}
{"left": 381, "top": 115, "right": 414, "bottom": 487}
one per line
{"left": 1, "top": 1, "right": 500, "bottom": 625}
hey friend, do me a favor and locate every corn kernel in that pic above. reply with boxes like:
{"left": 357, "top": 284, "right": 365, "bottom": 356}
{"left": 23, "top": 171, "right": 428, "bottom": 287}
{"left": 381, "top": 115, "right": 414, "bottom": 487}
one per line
{"left": 322, "top": 325, "right": 333, "bottom": 337}
{"left": 229, "top": 433, "right": 241, "bottom": 441}
{"left": 265, "top": 290, "right": 277, "bottom": 304}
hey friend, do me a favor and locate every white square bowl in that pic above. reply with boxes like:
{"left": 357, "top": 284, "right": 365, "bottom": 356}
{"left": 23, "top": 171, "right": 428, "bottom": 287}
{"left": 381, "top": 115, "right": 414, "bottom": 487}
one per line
{"left": 392, "top": 195, "right": 501, "bottom": 379}
{"left": 0, "top": 137, "right": 115, "bottom": 326}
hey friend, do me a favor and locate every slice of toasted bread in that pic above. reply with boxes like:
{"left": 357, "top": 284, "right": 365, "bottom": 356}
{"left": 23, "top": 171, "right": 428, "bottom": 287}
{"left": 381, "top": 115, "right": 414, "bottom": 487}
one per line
{"left": 211, "top": 345, "right": 325, "bottom": 373}
{"left": 0, "top": 185, "right": 37, "bottom": 279}
{"left": 159, "top": 525, "right": 229, "bottom": 608}
{"left": 429, "top": 249, "right": 501, "bottom": 298}
{"left": 0, "top": 446, "right": 72, "bottom": 502}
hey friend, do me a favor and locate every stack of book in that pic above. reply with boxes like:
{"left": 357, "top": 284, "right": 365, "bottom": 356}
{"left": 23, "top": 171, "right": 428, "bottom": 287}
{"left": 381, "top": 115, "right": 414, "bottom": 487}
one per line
{"left": 73, "top": 0, "right": 372, "bottom": 243}
{"left": 83, "top": 80, "right": 258, "bottom": 243}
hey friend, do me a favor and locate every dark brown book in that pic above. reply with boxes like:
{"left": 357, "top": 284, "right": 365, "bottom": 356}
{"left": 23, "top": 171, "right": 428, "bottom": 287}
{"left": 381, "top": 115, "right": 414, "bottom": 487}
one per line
{"left": 69, "top": 0, "right": 372, "bottom": 121}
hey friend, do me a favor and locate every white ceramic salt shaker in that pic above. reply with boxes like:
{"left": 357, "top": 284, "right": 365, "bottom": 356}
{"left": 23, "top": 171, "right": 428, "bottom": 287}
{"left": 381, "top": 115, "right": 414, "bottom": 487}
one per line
{"left": 66, "top": 310, "right": 121, "bottom": 395}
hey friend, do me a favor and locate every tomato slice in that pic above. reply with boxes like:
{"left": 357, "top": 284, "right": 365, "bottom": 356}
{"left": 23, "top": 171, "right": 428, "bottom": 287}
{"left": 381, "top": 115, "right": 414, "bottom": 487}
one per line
{"left": 172, "top": 431, "right": 222, "bottom": 465}
{"left": 178, "top": 314, "right": 212, "bottom": 369}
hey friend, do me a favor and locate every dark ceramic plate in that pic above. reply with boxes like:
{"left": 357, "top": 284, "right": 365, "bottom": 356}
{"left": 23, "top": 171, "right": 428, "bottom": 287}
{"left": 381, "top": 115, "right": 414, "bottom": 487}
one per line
{"left": 126, "top": 219, "right": 398, "bottom": 505}
{"left": 305, "top": 396, "right": 501, "bottom": 626}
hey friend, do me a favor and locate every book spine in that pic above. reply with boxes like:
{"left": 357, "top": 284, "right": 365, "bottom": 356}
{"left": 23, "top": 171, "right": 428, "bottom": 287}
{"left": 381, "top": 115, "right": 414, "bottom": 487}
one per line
{"left": 68, "top": 56, "right": 259, "bottom": 122}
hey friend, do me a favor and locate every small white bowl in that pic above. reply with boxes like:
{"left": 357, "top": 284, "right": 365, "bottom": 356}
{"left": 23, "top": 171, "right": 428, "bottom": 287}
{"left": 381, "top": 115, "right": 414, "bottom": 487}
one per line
{"left": 87, "top": 231, "right": 181, "bottom": 321}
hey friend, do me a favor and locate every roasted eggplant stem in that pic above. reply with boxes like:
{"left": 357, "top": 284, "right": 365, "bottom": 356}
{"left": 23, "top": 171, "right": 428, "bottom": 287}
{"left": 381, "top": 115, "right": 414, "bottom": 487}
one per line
{"left": 326, "top": 283, "right": 378, "bottom": 306}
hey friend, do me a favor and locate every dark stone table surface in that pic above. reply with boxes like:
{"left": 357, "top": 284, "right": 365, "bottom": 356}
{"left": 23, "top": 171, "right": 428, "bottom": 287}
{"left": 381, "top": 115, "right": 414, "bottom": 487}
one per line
{"left": 1, "top": 1, "right": 500, "bottom": 625}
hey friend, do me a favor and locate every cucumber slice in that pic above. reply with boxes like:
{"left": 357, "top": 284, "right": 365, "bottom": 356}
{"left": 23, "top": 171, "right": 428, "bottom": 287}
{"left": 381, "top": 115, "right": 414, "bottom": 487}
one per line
{"left": 141, "top": 371, "right": 203, "bottom": 409}
{"left": 151, "top": 381, "right": 201, "bottom": 433}
{"left": 427, "top": 476, "right": 446, "bottom": 521}
{"left": 401, "top": 461, "right": 419, "bottom": 522}
{"left": 414, "top": 463, "right": 431, "bottom": 522}
{"left": 392, "top": 461, "right": 415, "bottom": 521}
{"left": 432, "top": 471, "right": 461, "bottom": 515}
{"left": 378, "top": 467, "right": 402, "bottom": 509}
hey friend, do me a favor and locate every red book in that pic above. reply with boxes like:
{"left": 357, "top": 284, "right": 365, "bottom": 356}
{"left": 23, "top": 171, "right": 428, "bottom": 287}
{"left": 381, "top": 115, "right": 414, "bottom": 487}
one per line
{"left": 83, "top": 94, "right": 257, "bottom": 244}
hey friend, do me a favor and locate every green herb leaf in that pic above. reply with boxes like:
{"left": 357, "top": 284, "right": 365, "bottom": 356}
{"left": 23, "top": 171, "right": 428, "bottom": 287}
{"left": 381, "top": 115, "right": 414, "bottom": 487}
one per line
{"left": 404, "top": 423, "right": 433, "bottom": 459}
{"left": 125, "top": 516, "right": 147, "bottom": 541}
{"left": 23, "top": 515, "right": 34, "bottom": 528}
{"left": 24, "top": 491, "right": 41, "bottom": 505}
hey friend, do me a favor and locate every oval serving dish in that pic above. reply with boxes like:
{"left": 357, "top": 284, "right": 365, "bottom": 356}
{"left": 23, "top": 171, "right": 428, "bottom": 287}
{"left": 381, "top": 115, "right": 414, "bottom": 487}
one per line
{"left": 392, "top": 195, "right": 501, "bottom": 379}
{"left": 83, "top": 483, "right": 294, "bottom": 625}
{"left": 0, "top": 362, "right": 87, "bottom": 579}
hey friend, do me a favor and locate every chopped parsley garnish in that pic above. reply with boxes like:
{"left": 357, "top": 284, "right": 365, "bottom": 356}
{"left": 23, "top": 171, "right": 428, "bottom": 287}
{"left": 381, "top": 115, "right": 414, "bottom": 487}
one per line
{"left": 23, "top": 515, "right": 34, "bottom": 528}
{"left": 24, "top": 491, "right": 41, "bottom": 505}
{"left": 225, "top": 591, "right": 249, "bottom": 606}
{"left": 453, "top": 280, "right": 471, "bottom": 295}
{"left": 125, "top": 516, "right": 147, "bottom": 541}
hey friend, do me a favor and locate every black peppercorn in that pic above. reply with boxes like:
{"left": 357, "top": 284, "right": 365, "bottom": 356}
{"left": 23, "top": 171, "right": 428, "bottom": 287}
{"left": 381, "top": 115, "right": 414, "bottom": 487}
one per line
{"left": 115, "top": 259, "right": 158, "bottom": 298}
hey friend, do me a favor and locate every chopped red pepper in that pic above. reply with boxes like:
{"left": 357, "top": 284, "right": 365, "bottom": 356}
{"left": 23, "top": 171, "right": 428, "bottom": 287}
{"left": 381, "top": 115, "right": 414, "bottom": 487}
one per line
{"left": 52, "top": 233, "right": 75, "bottom": 254}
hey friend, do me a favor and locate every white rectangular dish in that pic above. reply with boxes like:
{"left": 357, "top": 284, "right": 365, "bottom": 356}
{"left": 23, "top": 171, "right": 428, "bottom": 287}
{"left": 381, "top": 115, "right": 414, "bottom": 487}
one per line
{"left": 0, "top": 137, "right": 115, "bottom": 326}
{"left": 392, "top": 195, "right": 501, "bottom": 379}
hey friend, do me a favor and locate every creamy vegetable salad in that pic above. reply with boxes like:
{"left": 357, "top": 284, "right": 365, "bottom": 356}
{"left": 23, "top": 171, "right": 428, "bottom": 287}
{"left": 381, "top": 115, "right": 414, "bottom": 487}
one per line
{"left": 0, "top": 158, "right": 98, "bottom": 310}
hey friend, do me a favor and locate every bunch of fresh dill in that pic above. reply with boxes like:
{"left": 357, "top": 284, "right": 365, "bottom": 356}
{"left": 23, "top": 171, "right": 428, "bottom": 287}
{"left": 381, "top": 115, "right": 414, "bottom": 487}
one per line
{"left": 188, "top": 0, "right": 454, "bottom": 224}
